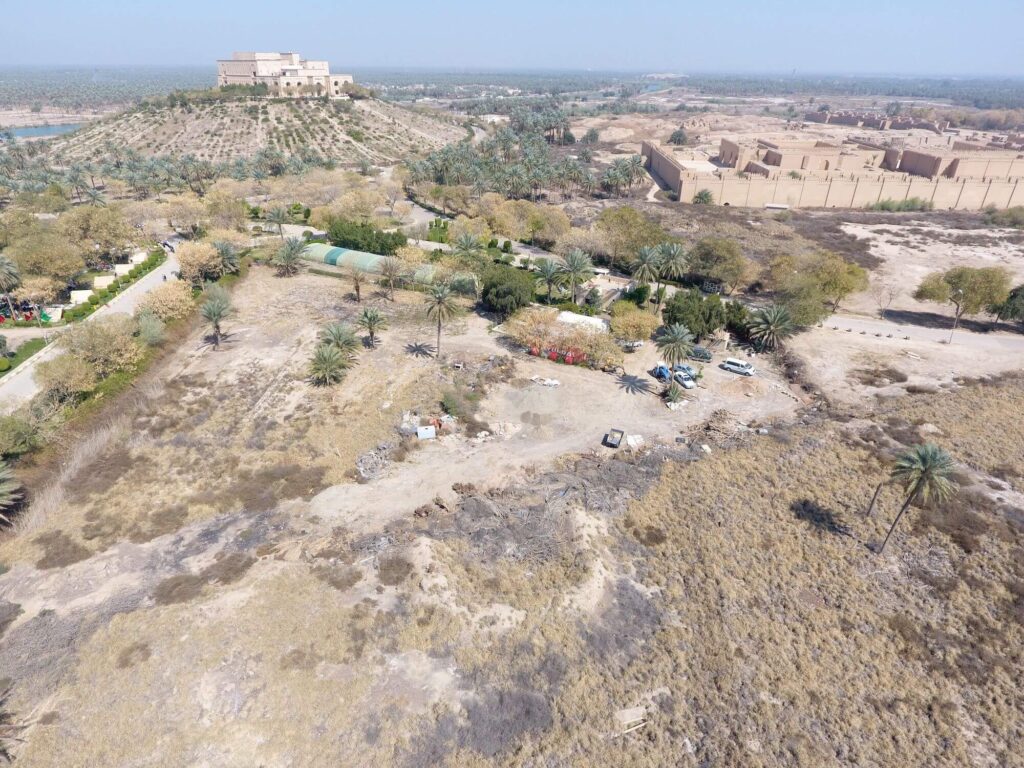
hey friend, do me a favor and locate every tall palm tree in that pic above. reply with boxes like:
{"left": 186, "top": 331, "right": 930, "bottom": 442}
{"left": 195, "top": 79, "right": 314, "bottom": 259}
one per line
{"left": 535, "top": 258, "right": 564, "bottom": 304}
{"left": 878, "top": 444, "right": 958, "bottom": 554}
{"left": 655, "top": 323, "right": 695, "bottom": 366}
{"left": 357, "top": 307, "right": 388, "bottom": 347}
{"left": 659, "top": 241, "right": 688, "bottom": 283}
{"left": 0, "top": 256, "right": 21, "bottom": 322}
{"left": 425, "top": 282, "right": 458, "bottom": 357}
{"left": 309, "top": 345, "right": 349, "bottom": 386}
{"left": 0, "top": 460, "right": 22, "bottom": 526}
{"left": 559, "top": 249, "right": 595, "bottom": 305}
{"left": 273, "top": 237, "right": 304, "bottom": 277}
{"left": 452, "top": 232, "right": 484, "bottom": 265}
{"left": 747, "top": 305, "right": 796, "bottom": 351}
{"left": 319, "top": 322, "right": 359, "bottom": 357}
{"left": 201, "top": 288, "right": 231, "bottom": 349}
{"left": 632, "top": 246, "right": 662, "bottom": 312}
{"left": 265, "top": 206, "right": 289, "bottom": 240}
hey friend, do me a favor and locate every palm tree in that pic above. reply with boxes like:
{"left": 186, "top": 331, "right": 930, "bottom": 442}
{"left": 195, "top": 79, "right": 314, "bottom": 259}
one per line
{"left": 559, "top": 249, "right": 595, "bottom": 305}
{"left": 452, "top": 233, "right": 484, "bottom": 265}
{"left": 659, "top": 241, "right": 688, "bottom": 282}
{"left": 265, "top": 206, "right": 289, "bottom": 239}
{"left": 319, "top": 322, "right": 359, "bottom": 356}
{"left": 425, "top": 282, "right": 458, "bottom": 357}
{"left": 535, "top": 258, "right": 564, "bottom": 303}
{"left": 309, "top": 345, "right": 349, "bottom": 386}
{"left": 878, "top": 444, "right": 958, "bottom": 554}
{"left": 200, "top": 287, "right": 231, "bottom": 349}
{"left": 632, "top": 246, "right": 662, "bottom": 312}
{"left": 350, "top": 266, "right": 365, "bottom": 302}
{"left": 747, "top": 305, "right": 796, "bottom": 351}
{"left": 655, "top": 323, "right": 695, "bottom": 366}
{"left": 213, "top": 241, "right": 239, "bottom": 275}
{"left": 379, "top": 257, "right": 403, "bottom": 300}
{"left": 357, "top": 307, "right": 387, "bottom": 347}
{"left": 693, "top": 189, "right": 714, "bottom": 205}
{"left": 0, "top": 256, "right": 21, "bottom": 322}
{"left": 273, "top": 237, "right": 304, "bottom": 277}
{"left": 0, "top": 460, "right": 22, "bottom": 526}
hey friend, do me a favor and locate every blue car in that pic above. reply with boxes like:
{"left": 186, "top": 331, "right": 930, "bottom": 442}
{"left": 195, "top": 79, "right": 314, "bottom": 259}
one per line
{"left": 651, "top": 362, "right": 672, "bottom": 382}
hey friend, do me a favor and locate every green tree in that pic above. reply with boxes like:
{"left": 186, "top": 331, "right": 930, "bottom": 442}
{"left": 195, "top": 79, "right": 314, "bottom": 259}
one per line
{"left": 655, "top": 323, "right": 695, "bottom": 366}
{"left": 747, "top": 304, "right": 796, "bottom": 350}
{"left": 878, "top": 444, "right": 958, "bottom": 554}
{"left": 667, "top": 128, "right": 688, "bottom": 145}
{"left": 309, "top": 345, "right": 349, "bottom": 386}
{"left": 596, "top": 206, "right": 664, "bottom": 273}
{"left": 357, "top": 307, "right": 387, "bottom": 347}
{"left": 631, "top": 245, "right": 661, "bottom": 291}
{"left": 988, "top": 284, "right": 1024, "bottom": 326}
{"left": 273, "top": 237, "right": 304, "bottom": 277}
{"left": 534, "top": 258, "right": 564, "bottom": 304}
{"left": 319, "top": 322, "right": 359, "bottom": 356}
{"left": 810, "top": 252, "right": 869, "bottom": 311}
{"left": 658, "top": 241, "right": 688, "bottom": 282}
{"left": 482, "top": 264, "right": 535, "bottom": 318}
{"left": 0, "top": 459, "right": 22, "bottom": 526}
{"left": 662, "top": 289, "right": 727, "bottom": 340}
{"left": 688, "top": 238, "right": 751, "bottom": 294}
{"left": 425, "top": 283, "right": 459, "bottom": 357}
{"left": 558, "top": 249, "right": 595, "bottom": 305}
{"left": 692, "top": 189, "right": 714, "bottom": 204}
{"left": 200, "top": 285, "right": 231, "bottom": 349}
{"left": 265, "top": 206, "right": 289, "bottom": 239}
{"left": 913, "top": 266, "right": 1011, "bottom": 342}
{"left": 0, "top": 255, "right": 21, "bottom": 322}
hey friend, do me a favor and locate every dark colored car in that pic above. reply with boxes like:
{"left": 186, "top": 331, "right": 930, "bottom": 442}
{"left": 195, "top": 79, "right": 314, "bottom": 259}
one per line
{"left": 688, "top": 346, "right": 713, "bottom": 363}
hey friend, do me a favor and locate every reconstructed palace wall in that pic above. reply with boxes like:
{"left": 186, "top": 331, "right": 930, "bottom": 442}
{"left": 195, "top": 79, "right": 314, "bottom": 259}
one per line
{"left": 642, "top": 141, "right": 1024, "bottom": 210}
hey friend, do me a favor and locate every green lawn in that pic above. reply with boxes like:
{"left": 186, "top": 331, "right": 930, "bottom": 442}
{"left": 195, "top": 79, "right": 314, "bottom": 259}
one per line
{"left": 0, "top": 337, "right": 48, "bottom": 377}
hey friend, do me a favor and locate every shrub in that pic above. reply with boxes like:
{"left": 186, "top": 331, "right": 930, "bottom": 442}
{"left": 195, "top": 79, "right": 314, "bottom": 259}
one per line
{"left": 177, "top": 241, "right": 222, "bottom": 285}
{"left": 0, "top": 336, "right": 6, "bottom": 357}
{"left": 327, "top": 218, "right": 407, "bottom": 256}
{"left": 139, "top": 280, "right": 195, "bottom": 322}
{"left": 87, "top": 295, "right": 100, "bottom": 305}
{"left": 59, "top": 316, "right": 142, "bottom": 378}
{"left": 501, "top": 240, "right": 513, "bottom": 253}
{"left": 693, "top": 189, "right": 714, "bottom": 204}
{"left": 621, "top": 283, "right": 651, "bottom": 307}
{"left": 0, "top": 359, "right": 9, "bottom": 372}
{"left": 663, "top": 289, "right": 727, "bottom": 341}
{"left": 36, "top": 353, "right": 97, "bottom": 401}
{"left": 867, "top": 197, "right": 933, "bottom": 212}
{"left": 481, "top": 264, "right": 536, "bottom": 318}
{"left": 610, "top": 300, "right": 640, "bottom": 317}
{"left": 610, "top": 308, "right": 660, "bottom": 342}
{"left": 0, "top": 414, "right": 38, "bottom": 458}
{"left": 137, "top": 312, "right": 166, "bottom": 346}
{"left": 555, "top": 301, "right": 597, "bottom": 316}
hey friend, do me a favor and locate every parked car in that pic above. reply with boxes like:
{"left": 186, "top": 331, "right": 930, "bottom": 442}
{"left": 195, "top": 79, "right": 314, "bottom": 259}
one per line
{"left": 688, "top": 346, "right": 713, "bottom": 363}
{"left": 651, "top": 362, "right": 672, "bottom": 382}
{"left": 621, "top": 340, "right": 644, "bottom": 352}
{"left": 673, "top": 370, "right": 696, "bottom": 389}
{"left": 721, "top": 358, "right": 755, "bottom": 376}
{"left": 671, "top": 363, "right": 698, "bottom": 379}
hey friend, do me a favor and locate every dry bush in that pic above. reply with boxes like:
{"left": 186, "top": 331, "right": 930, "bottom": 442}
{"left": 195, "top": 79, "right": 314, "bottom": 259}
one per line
{"left": 59, "top": 316, "right": 142, "bottom": 378}
{"left": 175, "top": 241, "right": 221, "bottom": 285}
{"left": 35, "top": 354, "right": 97, "bottom": 401}
{"left": 609, "top": 308, "right": 659, "bottom": 342}
{"left": 138, "top": 280, "right": 195, "bottom": 322}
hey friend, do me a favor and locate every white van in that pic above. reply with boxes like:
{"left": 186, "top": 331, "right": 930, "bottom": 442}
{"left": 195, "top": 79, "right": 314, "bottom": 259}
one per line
{"left": 720, "top": 358, "right": 755, "bottom": 376}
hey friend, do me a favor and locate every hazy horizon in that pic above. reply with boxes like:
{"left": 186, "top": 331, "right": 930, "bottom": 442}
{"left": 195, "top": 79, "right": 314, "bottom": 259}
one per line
{"left": 3, "top": 0, "right": 1022, "bottom": 77}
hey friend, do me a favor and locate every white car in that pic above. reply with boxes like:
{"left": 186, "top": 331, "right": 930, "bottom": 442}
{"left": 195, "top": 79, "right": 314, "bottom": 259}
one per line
{"left": 673, "top": 371, "right": 696, "bottom": 389}
{"left": 720, "top": 358, "right": 755, "bottom": 376}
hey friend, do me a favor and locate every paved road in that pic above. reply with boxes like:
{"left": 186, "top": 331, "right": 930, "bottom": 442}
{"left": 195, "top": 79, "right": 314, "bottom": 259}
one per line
{"left": 0, "top": 246, "right": 181, "bottom": 414}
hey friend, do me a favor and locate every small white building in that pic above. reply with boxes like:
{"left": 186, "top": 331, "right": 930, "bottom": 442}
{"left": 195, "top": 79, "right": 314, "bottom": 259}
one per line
{"left": 216, "top": 52, "right": 353, "bottom": 98}
{"left": 556, "top": 311, "right": 609, "bottom": 333}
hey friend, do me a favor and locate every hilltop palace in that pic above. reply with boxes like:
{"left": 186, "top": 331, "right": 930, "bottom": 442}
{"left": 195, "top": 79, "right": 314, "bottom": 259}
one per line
{"left": 216, "top": 52, "right": 353, "bottom": 98}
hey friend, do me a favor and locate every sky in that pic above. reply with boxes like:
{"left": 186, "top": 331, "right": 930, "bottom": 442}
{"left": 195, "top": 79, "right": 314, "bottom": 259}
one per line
{"left": 2, "top": 0, "right": 1023, "bottom": 76}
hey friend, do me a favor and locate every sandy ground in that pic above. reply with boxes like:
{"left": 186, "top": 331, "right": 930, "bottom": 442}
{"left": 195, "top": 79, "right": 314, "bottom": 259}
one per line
{"left": 839, "top": 221, "right": 1024, "bottom": 317}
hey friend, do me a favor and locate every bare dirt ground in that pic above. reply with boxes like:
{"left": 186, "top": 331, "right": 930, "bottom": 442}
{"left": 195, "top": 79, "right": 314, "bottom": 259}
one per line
{"left": 0, "top": 266, "right": 806, "bottom": 766}
{"left": 839, "top": 221, "right": 1024, "bottom": 317}
{"left": 49, "top": 99, "right": 465, "bottom": 164}
{"left": 0, "top": 108, "right": 111, "bottom": 129}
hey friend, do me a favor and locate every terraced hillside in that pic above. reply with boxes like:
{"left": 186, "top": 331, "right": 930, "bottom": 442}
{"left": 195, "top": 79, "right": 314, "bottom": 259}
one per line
{"left": 48, "top": 98, "right": 466, "bottom": 164}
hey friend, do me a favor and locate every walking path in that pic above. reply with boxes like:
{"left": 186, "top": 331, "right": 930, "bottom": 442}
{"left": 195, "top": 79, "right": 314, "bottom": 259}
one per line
{"left": 0, "top": 247, "right": 181, "bottom": 414}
